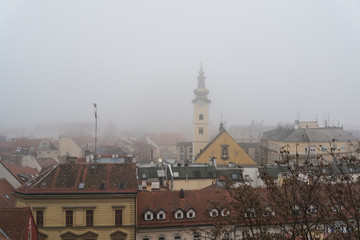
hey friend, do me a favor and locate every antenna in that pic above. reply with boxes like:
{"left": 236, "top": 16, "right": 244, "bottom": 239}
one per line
{"left": 94, "top": 103, "right": 98, "bottom": 162}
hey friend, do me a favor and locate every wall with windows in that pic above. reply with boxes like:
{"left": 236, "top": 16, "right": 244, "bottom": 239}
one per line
{"left": 16, "top": 194, "right": 137, "bottom": 240}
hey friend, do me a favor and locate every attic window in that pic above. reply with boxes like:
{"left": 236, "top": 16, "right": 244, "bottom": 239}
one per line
{"left": 157, "top": 210, "right": 166, "bottom": 220}
{"left": 187, "top": 209, "right": 196, "bottom": 219}
{"left": 78, "top": 182, "right": 85, "bottom": 190}
{"left": 4, "top": 194, "right": 10, "bottom": 199}
{"left": 119, "top": 182, "right": 126, "bottom": 189}
{"left": 209, "top": 209, "right": 218, "bottom": 217}
{"left": 221, "top": 208, "right": 229, "bottom": 217}
{"left": 144, "top": 210, "right": 153, "bottom": 221}
{"left": 175, "top": 209, "right": 184, "bottom": 219}
{"left": 99, "top": 182, "right": 106, "bottom": 190}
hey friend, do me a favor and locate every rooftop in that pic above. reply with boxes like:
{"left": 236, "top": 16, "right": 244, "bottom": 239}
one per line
{"left": 15, "top": 163, "right": 138, "bottom": 195}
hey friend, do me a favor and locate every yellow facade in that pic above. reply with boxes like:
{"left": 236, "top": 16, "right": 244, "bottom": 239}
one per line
{"left": 194, "top": 130, "right": 257, "bottom": 166}
{"left": 264, "top": 140, "right": 357, "bottom": 163}
{"left": 15, "top": 193, "right": 136, "bottom": 240}
{"left": 193, "top": 103, "right": 210, "bottom": 157}
{"left": 169, "top": 178, "right": 214, "bottom": 191}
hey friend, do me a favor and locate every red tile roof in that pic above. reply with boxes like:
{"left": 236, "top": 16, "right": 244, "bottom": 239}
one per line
{"left": 0, "top": 179, "right": 15, "bottom": 208}
{"left": 145, "top": 133, "right": 187, "bottom": 147}
{"left": 15, "top": 163, "right": 137, "bottom": 195}
{"left": 0, "top": 207, "right": 37, "bottom": 240}
{"left": 137, "top": 189, "right": 227, "bottom": 228}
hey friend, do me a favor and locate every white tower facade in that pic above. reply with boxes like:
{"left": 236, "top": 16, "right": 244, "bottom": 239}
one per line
{"left": 192, "top": 64, "right": 211, "bottom": 159}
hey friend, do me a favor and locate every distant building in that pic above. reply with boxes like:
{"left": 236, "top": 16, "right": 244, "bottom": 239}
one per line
{"left": 260, "top": 121, "right": 359, "bottom": 165}
{"left": 34, "top": 122, "right": 94, "bottom": 140}
{"left": 176, "top": 141, "right": 192, "bottom": 162}
{"left": 192, "top": 64, "right": 211, "bottom": 159}
{"left": 144, "top": 133, "right": 187, "bottom": 161}
{"left": 228, "top": 121, "right": 276, "bottom": 144}
{"left": 14, "top": 163, "right": 138, "bottom": 240}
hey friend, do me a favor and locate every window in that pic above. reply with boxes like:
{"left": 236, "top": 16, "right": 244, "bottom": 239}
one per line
{"left": 263, "top": 206, "right": 274, "bottom": 217}
{"left": 115, "top": 210, "right": 122, "bottom": 226}
{"left": 322, "top": 146, "right": 327, "bottom": 152}
{"left": 174, "top": 236, "right": 181, "bottom": 240}
{"left": 245, "top": 208, "right": 255, "bottom": 218}
{"left": 199, "top": 114, "right": 203, "bottom": 120}
{"left": 221, "top": 145, "right": 229, "bottom": 160}
{"left": 175, "top": 210, "right": 183, "bottom": 219}
{"left": 86, "top": 210, "right": 93, "bottom": 226}
{"left": 187, "top": 209, "right": 196, "bottom": 219}
{"left": 307, "top": 205, "right": 317, "bottom": 214}
{"left": 193, "top": 234, "right": 201, "bottom": 240}
{"left": 143, "top": 238, "right": 150, "bottom": 240}
{"left": 36, "top": 210, "right": 44, "bottom": 226}
{"left": 199, "top": 128, "right": 203, "bottom": 134}
{"left": 144, "top": 210, "right": 153, "bottom": 221}
{"left": 66, "top": 210, "right": 73, "bottom": 227}
{"left": 209, "top": 209, "right": 218, "bottom": 217}
{"left": 221, "top": 208, "right": 230, "bottom": 217}
{"left": 158, "top": 237, "right": 165, "bottom": 240}
{"left": 332, "top": 204, "right": 342, "bottom": 212}
{"left": 310, "top": 146, "right": 316, "bottom": 154}
{"left": 157, "top": 210, "right": 166, "bottom": 220}
{"left": 305, "top": 147, "right": 308, "bottom": 154}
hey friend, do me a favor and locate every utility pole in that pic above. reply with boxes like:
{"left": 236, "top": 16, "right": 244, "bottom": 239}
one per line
{"left": 94, "top": 103, "right": 97, "bottom": 162}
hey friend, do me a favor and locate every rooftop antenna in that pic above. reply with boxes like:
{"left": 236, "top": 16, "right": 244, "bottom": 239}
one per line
{"left": 94, "top": 103, "right": 98, "bottom": 162}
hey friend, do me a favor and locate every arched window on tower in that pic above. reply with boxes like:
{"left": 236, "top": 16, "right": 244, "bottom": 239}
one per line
{"left": 199, "top": 114, "right": 204, "bottom": 120}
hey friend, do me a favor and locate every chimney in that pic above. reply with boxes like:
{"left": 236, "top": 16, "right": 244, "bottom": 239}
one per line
{"left": 180, "top": 188, "right": 185, "bottom": 198}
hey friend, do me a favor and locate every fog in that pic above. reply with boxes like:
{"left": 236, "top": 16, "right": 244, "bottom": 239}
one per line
{"left": 1, "top": 1, "right": 360, "bottom": 136}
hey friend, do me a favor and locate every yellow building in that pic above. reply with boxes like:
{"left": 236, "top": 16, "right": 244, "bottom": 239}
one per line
{"left": 13, "top": 163, "right": 138, "bottom": 240}
{"left": 260, "top": 121, "right": 359, "bottom": 165}
{"left": 194, "top": 124, "right": 257, "bottom": 167}
{"left": 192, "top": 64, "right": 211, "bottom": 159}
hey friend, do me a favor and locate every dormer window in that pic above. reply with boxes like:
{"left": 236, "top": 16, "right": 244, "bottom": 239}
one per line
{"left": 221, "top": 208, "right": 229, "bottom": 217}
{"left": 187, "top": 209, "right": 196, "bottom": 219}
{"left": 175, "top": 209, "right": 184, "bottom": 219}
{"left": 144, "top": 210, "right": 153, "bottom": 221}
{"left": 157, "top": 210, "right": 166, "bottom": 220}
{"left": 245, "top": 208, "right": 255, "bottom": 218}
{"left": 209, "top": 209, "right": 218, "bottom": 218}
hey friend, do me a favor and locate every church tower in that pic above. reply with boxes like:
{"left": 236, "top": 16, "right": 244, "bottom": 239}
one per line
{"left": 192, "top": 64, "right": 211, "bottom": 159}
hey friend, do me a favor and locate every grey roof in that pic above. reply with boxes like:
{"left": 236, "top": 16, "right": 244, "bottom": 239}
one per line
{"left": 262, "top": 127, "right": 358, "bottom": 143}
{"left": 138, "top": 165, "right": 244, "bottom": 181}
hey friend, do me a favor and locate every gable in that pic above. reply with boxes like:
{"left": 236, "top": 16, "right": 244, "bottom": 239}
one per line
{"left": 194, "top": 131, "right": 256, "bottom": 166}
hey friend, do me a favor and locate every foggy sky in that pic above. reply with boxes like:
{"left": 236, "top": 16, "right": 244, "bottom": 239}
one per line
{"left": 1, "top": 0, "right": 360, "bottom": 135}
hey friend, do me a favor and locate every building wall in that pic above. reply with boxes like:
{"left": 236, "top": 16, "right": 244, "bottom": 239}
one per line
{"left": 261, "top": 140, "right": 358, "bottom": 164}
{"left": 195, "top": 131, "right": 256, "bottom": 166}
{"left": 16, "top": 194, "right": 136, "bottom": 240}
{"left": 169, "top": 179, "right": 213, "bottom": 191}
{"left": 193, "top": 103, "right": 210, "bottom": 159}
{"left": 59, "top": 138, "right": 82, "bottom": 158}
